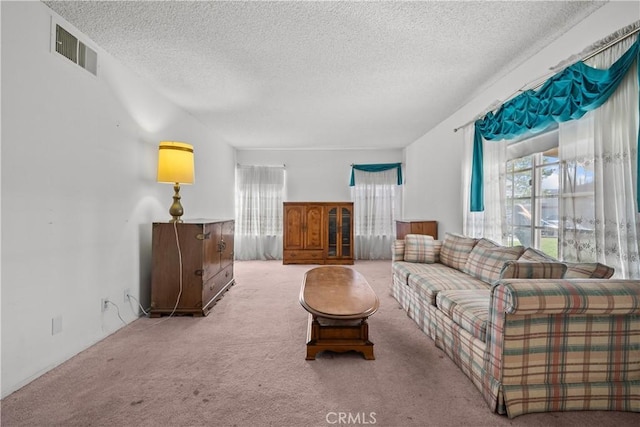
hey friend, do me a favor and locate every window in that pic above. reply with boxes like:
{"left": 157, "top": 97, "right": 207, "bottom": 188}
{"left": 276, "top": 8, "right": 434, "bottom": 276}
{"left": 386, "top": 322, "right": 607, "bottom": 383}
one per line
{"left": 234, "top": 165, "right": 285, "bottom": 260}
{"left": 351, "top": 168, "right": 402, "bottom": 260}
{"left": 505, "top": 133, "right": 559, "bottom": 258}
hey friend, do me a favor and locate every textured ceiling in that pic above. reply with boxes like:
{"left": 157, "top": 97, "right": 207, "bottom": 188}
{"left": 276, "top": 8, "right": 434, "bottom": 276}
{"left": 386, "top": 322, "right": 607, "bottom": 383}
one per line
{"left": 43, "top": 1, "right": 605, "bottom": 149}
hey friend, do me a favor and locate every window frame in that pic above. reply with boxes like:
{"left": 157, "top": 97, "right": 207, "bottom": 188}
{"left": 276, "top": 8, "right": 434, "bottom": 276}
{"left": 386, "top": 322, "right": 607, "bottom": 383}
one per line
{"left": 504, "top": 131, "right": 560, "bottom": 258}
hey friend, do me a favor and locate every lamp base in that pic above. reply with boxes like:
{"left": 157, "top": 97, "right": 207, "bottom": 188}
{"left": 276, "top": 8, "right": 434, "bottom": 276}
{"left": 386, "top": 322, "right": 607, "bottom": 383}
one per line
{"left": 169, "top": 183, "right": 184, "bottom": 223}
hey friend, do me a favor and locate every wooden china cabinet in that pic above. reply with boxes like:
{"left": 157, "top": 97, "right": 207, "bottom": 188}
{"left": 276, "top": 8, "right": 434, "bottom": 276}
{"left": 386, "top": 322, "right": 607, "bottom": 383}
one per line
{"left": 283, "top": 202, "right": 354, "bottom": 265}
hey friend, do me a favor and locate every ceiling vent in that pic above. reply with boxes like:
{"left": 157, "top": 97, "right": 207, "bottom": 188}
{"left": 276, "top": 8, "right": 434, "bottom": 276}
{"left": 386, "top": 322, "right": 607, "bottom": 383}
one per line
{"left": 54, "top": 24, "right": 97, "bottom": 76}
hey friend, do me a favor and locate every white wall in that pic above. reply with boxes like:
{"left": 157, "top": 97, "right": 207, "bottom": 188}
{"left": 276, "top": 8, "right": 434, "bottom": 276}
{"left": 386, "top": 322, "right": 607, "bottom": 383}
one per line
{"left": 1, "top": 2, "right": 235, "bottom": 397}
{"left": 403, "top": 1, "right": 640, "bottom": 237}
{"left": 236, "top": 149, "right": 403, "bottom": 202}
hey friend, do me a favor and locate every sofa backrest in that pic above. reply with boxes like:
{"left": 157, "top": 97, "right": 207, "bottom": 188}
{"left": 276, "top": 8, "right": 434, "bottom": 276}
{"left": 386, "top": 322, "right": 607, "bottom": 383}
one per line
{"left": 518, "top": 247, "right": 555, "bottom": 262}
{"left": 462, "top": 241, "right": 524, "bottom": 284}
{"left": 393, "top": 233, "right": 616, "bottom": 281}
{"left": 439, "top": 233, "right": 478, "bottom": 271}
{"left": 498, "top": 261, "right": 567, "bottom": 280}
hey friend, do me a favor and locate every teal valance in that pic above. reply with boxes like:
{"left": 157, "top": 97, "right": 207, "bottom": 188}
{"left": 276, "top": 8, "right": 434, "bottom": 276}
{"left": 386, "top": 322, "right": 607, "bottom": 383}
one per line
{"left": 350, "top": 163, "right": 403, "bottom": 186}
{"left": 470, "top": 36, "right": 640, "bottom": 212}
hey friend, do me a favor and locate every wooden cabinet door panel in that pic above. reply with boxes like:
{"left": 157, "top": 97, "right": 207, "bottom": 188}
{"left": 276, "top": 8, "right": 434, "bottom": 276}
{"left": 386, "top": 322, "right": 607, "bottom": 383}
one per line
{"left": 304, "top": 205, "right": 324, "bottom": 249}
{"left": 284, "top": 205, "right": 304, "bottom": 249}
{"left": 151, "top": 223, "right": 204, "bottom": 310}
{"left": 220, "top": 220, "right": 234, "bottom": 268}
{"left": 203, "top": 222, "right": 221, "bottom": 281}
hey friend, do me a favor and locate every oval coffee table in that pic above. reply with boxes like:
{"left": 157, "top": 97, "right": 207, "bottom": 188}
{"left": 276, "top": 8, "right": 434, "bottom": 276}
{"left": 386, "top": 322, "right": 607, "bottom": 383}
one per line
{"left": 299, "top": 266, "right": 379, "bottom": 360}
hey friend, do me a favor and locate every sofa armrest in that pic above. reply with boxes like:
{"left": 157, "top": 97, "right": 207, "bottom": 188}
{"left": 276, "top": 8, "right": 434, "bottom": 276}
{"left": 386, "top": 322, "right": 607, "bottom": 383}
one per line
{"left": 493, "top": 279, "right": 640, "bottom": 315}
{"left": 392, "top": 240, "right": 405, "bottom": 262}
{"left": 484, "top": 279, "right": 640, "bottom": 418}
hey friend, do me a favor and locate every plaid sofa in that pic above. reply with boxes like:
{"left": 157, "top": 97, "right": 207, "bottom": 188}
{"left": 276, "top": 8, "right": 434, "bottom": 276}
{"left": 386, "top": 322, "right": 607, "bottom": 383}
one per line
{"left": 391, "top": 233, "right": 640, "bottom": 418}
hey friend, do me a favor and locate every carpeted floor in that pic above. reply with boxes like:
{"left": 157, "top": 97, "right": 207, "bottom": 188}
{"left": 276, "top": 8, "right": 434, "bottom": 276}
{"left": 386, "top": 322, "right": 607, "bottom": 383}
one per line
{"left": 2, "top": 260, "right": 639, "bottom": 426}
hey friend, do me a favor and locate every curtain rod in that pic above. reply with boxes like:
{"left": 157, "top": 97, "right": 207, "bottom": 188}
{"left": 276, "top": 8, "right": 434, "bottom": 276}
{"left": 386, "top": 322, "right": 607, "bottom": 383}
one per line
{"left": 236, "top": 163, "right": 286, "bottom": 168}
{"left": 350, "top": 162, "right": 404, "bottom": 166}
{"left": 453, "top": 25, "right": 640, "bottom": 133}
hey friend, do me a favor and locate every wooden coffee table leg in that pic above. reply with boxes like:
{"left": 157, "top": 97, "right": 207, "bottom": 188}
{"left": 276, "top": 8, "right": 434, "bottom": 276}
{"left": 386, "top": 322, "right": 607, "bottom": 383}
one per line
{"left": 306, "top": 314, "right": 320, "bottom": 360}
{"left": 305, "top": 315, "right": 375, "bottom": 360}
{"left": 360, "top": 320, "right": 375, "bottom": 360}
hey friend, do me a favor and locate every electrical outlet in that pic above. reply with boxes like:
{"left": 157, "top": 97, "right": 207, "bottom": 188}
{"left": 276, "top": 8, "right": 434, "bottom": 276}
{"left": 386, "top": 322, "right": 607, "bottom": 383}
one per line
{"left": 124, "top": 289, "right": 130, "bottom": 303}
{"left": 101, "top": 298, "right": 109, "bottom": 312}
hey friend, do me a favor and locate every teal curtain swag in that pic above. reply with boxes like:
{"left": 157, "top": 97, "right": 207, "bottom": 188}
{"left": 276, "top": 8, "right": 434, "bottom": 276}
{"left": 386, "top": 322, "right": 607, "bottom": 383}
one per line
{"left": 470, "top": 36, "right": 640, "bottom": 212}
{"left": 350, "top": 163, "right": 403, "bottom": 186}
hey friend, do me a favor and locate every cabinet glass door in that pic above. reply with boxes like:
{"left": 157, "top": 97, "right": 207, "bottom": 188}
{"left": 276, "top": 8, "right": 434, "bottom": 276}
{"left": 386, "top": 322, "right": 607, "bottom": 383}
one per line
{"left": 341, "top": 207, "right": 351, "bottom": 257}
{"left": 327, "top": 207, "right": 337, "bottom": 256}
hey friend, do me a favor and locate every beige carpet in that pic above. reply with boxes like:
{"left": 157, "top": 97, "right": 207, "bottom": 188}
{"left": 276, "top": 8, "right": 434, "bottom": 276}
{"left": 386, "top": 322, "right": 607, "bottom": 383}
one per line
{"left": 2, "top": 260, "right": 639, "bottom": 426}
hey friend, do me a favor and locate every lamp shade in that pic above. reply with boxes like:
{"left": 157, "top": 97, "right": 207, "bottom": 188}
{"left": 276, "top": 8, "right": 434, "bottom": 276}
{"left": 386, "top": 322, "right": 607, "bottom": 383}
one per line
{"left": 157, "top": 141, "right": 194, "bottom": 184}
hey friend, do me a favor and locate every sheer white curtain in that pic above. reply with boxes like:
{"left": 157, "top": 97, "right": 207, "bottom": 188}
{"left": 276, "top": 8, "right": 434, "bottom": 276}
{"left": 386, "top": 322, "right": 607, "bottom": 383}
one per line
{"left": 558, "top": 116, "right": 596, "bottom": 262}
{"left": 351, "top": 169, "right": 402, "bottom": 259}
{"left": 462, "top": 124, "right": 508, "bottom": 242}
{"left": 235, "top": 166, "right": 285, "bottom": 260}
{"left": 559, "top": 34, "right": 640, "bottom": 278}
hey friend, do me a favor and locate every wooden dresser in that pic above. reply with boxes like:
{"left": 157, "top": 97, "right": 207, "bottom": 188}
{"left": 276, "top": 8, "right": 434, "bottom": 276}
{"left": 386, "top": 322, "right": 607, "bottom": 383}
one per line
{"left": 150, "top": 219, "right": 234, "bottom": 317}
{"left": 396, "top": 220, "right": 438, "bottom": 240}
{"left": 283, "top": 202, "right": 354, "bottom": 265}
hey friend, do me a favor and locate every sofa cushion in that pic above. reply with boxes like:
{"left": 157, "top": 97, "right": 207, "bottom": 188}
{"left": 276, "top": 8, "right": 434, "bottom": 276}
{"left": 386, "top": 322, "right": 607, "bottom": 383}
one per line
{"left": 408, "top": 268, "right": 489, "bottom": 306}
{"left": 437, "top": 289, "right": 490, "bottom": 342}
{"left": 499, "top": 261, "right": 567, "bottom": 280}
{"left": 474, "top": 237, "right": 502, "bottom": 250}
{"left": 392, "top": 261, "right": 454, "bottom": 285}
{"left": 564, "top": 262, "right": 615, "bottom": 279}
{"left": 439, "top": 233, "right": 478, "bottom": 271}
{"left": 463, "top": 245, "right": 525, "bottom": 284}
{"left": 518, "top": 247, "right": 556, "bottom": 262}
{"left": 403, "top": 234, "right": 437, "bottom": 263}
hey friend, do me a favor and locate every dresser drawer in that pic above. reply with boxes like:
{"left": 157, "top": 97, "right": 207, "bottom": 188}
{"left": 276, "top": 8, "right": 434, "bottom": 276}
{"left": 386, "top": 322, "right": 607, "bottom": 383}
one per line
{"left": 202, "top": 264, "right": 234, "bottom": 308}
{"left": 284, "top": 250, "right": 324, "bottom": 263}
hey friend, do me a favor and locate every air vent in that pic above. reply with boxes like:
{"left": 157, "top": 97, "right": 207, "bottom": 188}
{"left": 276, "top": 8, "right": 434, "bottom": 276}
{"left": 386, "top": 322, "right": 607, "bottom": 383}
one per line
{"left": 55, "top": 24, "right": 97, "bottom": 75}
{"left": 78, "top": 41, "right": 98, "bottom": 74}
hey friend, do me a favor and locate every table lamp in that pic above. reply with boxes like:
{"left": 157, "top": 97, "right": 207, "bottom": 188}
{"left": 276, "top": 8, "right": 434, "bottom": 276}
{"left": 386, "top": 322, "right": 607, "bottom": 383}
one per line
{"left": 157, "top": 141, "right": 194, "bottom": 222}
